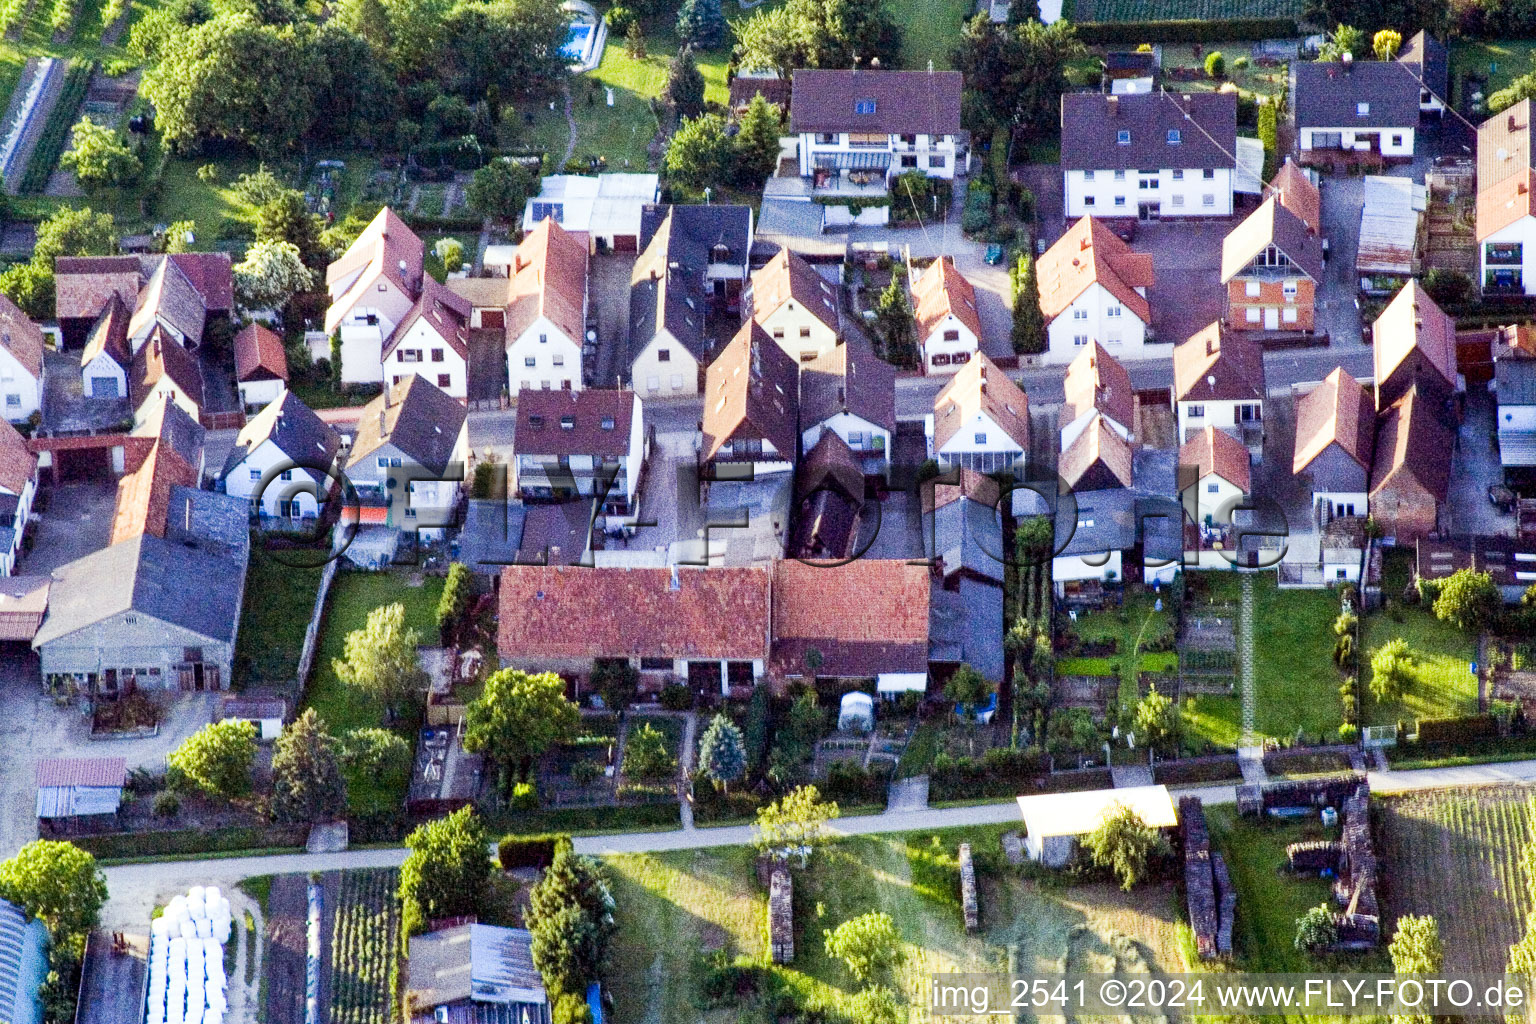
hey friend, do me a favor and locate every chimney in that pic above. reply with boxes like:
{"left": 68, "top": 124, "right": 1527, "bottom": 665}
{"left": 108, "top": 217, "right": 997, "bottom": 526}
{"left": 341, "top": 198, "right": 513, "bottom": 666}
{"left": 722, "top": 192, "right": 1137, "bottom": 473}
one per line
{"left": 379, "top": 409, "right": 387, "bottom": 435}
{"left": 1511, "top": 114, "right": 1519, "bottom": 133}
{"left": 1107, "top": 94, "right": 1119, "bottom": 115}
{"left": 669, "top": 564, "right": 681, "bottom": 591}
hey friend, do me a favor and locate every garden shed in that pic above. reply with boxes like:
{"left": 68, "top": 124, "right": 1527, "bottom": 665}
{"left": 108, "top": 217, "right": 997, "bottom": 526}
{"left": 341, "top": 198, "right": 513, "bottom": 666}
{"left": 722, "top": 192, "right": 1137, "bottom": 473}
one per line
{"left": 34, "top": 757, "right": 125, "bottom": 822}
{"left": 218, "top": 697, "right": 285, "bottom": 741}
{"left": 1016, "top": 785, "right": 1178, "bottom": 868}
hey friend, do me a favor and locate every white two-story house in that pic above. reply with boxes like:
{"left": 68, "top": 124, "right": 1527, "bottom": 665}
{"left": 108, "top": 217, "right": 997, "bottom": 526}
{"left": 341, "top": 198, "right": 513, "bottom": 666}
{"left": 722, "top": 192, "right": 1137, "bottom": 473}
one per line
{"left": 220, "top": 390, "right": 341, "bottom": 520}
{"left": 513, "top": 389, "right": 647, "bottom": 518}
{"left": 503, "top": 216, "right": 589, "bottom": 394}
{"left": 0, "top": 417, "right": 37, "bottom": 576}
{"left": 800, "top": 337, "right": 897, "bottom": 481}
{"left": 701, "top": 322, "right": 800, "bottom": 480}
{"left": 746, "top": 247, "right": 839, "bottom": 363}
{"left": 790, "top": 69, "right": 964, "bottom": 191}
{"left": 345, "top": 375, "right": 469, "bottom": 536}
{"left": 384, "top": 276, "right": 472, "bottom": 400}
{"left": 911, "top": 257, "right": 981, "bottom": 374}
{"left": 1292, "top": 59, "right": 1419, "bottom": 166}
{"left": 1061, "top": 91, "right": 1238, "bottom": 220}
{"left": 1061, "top": 341, "right": 1135, "bottom": 449}
{"left": 1477, "top": 100, "right": 1536, "bottom": 295}
{"left": 1037, "top": 216, "right": 1160, "bottom": 365}
{"left": 0, "top": 293, "right": 44, "bottom": 423}
{"left": 1172, "top": 323, "right": 1266, "bottom": 451}
{"left": 925, "top": 353, "right": 1028, "bottom": 474}
{"left": 323, "top": 207, "right": 425, "bottom": 386}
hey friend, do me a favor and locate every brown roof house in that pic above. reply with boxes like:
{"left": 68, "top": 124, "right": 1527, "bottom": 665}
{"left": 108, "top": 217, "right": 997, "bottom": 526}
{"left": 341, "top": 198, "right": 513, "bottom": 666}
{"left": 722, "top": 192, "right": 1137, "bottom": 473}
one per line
{"left": 789, "top": 69, "right": 965, "bottom": 194}
{"left": 799, "top": 336, "right": 896, "bottom": 480}
{"left": 1179, "top": 424, "right": 1252, "bottom": 558}
{"left": 927, "top": 353, "right": 1028, "bottom": 475}
{"left": 513, "top": 389, "right": 647, "bottom": 517}
{"left": 1061, "top": 341, "right": 1135, "bottom": 450}
{"left": 80, "top": 293, "right": 133, "bottom": 401}
{"left": 0, "top": 293, "right": 43, "bottom": 424}
{"left": 346, "top": 375, "right": 469, "bottom": 537}
{"left": 218, "top": 390, "right": 341, "bottom": 521}
{"left": 1037, "top": 216, "right": 1158, "bottom": 365}
{"left": 789, "top": 430, "right": 866, "bottom": 559}
{"left": 702, "top": 321, "right": 800, "bottom": 481}
{"left": 1292, "top": 59, "right": 1421, "bottom": 166}
{"left": 911, "top": 257, "right": 982, "bottom": 375}
{"left": 497, "top": 564, "right": 771, "bottom": 697}
{"left": 384, "top": 275, "right": 473, "bottom": 400}
{"left": 1172, "top": 323, "right": 1266, "bottom": 451}
{"left": 771, "top": 559, "right": 929, "bottom": 688}
{"left": 1060, "top": 91, "right": 1242, "bottom": 219}
{"left": 1060, "top": 413, "right": 1135, "bottom": 494}
{"left": 1371, "top": 280, "right": 1457, "bottom": 410}
{"left": 491, "top": 216, "right": 589, "bottom": 396}
{"left": 746, "top": 247, "right": 841, "bottom": 363}
{"left": 54, "top": 252, "right": 232, "bottom": 350}
{"left": 1220, "top": 161, "right": 1325, "bottom": 334}
{"left": 1476, "top": 100, "right": 1536, "bottom": 295}
{"left": 129, "top": 329, "right": 204, "bottom": 428}
{"left": 233, "top": 323, "right": 289, "bottom": 412}
{"left": 1369, "top": 384, "right": 1453, "bottom": 542}
{"left": 324, "top": 207, "right": 426, "bottom": 385}
{"left": 1293, "top": 367, "right": 1376, "bottom": 524}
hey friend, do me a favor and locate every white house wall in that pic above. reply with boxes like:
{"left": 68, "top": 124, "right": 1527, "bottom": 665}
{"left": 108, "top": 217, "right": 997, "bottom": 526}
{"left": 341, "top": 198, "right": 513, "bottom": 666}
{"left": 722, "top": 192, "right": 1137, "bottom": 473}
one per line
{"left": 223, "top": 439, "right": 328, "bottom": 518}
{"left": 1064, "top": 167, "right": 1235, "bottom": 219}
{"left": 82, "top": 352, "right": 127, "bottom": 400}
{"left": 388, "top": 320, "right": 468, "bottom": 399}
{"left": 508, "top": 314, "right": 583, "bottom": 394}
{"left": 1299, "top": 126, "right": 1414, "bottom": 158}
{"left": 631, "top": 331, "right": 699, "bottom": 397}
{"left": 1481, "top": 217, "right": 1536, "bottom": 296}
{"left": 0, "top": 345, "right": 40, "bottom": 422}
{"left": 921, "top": 317, "right": 979, "bottom": 375}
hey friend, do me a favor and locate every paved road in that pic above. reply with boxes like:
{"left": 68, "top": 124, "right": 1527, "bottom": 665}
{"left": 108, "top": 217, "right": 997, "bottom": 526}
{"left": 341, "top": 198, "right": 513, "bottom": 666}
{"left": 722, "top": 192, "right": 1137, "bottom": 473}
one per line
{"left": 96, "top": 757, "right": 1536, "bottom": 930}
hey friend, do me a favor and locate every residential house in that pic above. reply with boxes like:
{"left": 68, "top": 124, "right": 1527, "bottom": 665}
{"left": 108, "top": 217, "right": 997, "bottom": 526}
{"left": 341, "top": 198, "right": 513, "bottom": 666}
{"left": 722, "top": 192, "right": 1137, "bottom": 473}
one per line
{"left": 1053, "top": 446, "right": 1182, "bottom": 597}
{"left": 33, "top": 480, "right": 248, "bottom": 695}
{"left": 1396, "top": 30, "right": 1448, "bottom": 115}
{"left": 628, "top": 205, "right": 743, "bottom": 397}
{"left": 1061, "top": 341, "right": 1135, "bottom": 449}
{"left": 1173, "top": 323, "right": 1266, "bottom": 450}
{"left": 745, "top": 247, "right": 839, "bottom": 363}
{"left": 1358, "top": 175, "right": 1427, "bottom": 290}
{"left": 219, "top": 391, "right": 341, "bottom": 521}
{"left": 770, "top": 559, "right": 929, "bottom": 688}
{"left": 233, "top": 323, "right": 288, "bottom": 412}
{"left": 80, "top": 294, "right": 131, "bottom": 400}
{"left": 129, "top": 331, "right": 204, "bottom": 428}
{"left": 1477, "top": 100, "right": 1536, "bottom": 295}
{"left": 799, "top": 337, "right": 896, "bottom": 480}
{"left": 519, "top": 171, "right": 660, "bottom": 252}
{"left": 384, "top": 276, "right": 473, "bottom": 399}
{"left": 1179, "top": 424, "right": 1252, "bottom": 563}
{"left": 405, "top": 924, "right": 550, "bottom": 1024}
{"left": 645, "top": 204, "right": 753, "bottom": 316}
{"left": 926, "top": 353, "right": 1028, "bottom": 474}
{"left": 110, "top": 400, "right": 206, "bottom": 546}
{"left": 498, "top": 217, "right": 589, "bottom": 395}
{"left": 496, "top": 564, "right": 771, "bottom": 696}
{"left": 1291, "top": 58, "right": 1420, "bottom": 165}
{"left": 922, "top": 470, "right": 1005, "bottom": 685}
{"left": 730, "top": 73, "right": 791, "bottom": 114}
{"left": 323, "top": 207, "right": 425, "bottom": 385}
{"left": 1369, "top": 384, "right": 1453, "bottom": 542}
{"left": 1037, "top": 216, "right": 1157, "bottom": 365}
{"left": 911, "top": 257, "right": 981, "bottom": 374}
{"left": 701, "top": 321, "right": 800, "bottom": 480}
{"left": 1220, "top": 161, "right": 1325, "bottom": 332}
{"left": 1496, "top": 356, "right": 1536, "bottom": 483}
{"left": 1060, "top": 413, "right": 1135, "bottom": 494}
{"left": 1060, "top": 91, "right": 1241, "bottom": 219}
{"left": 1293, "top": 367, "right": 1376, "bottom": 523}
{"left": 790, "top": 430, "right": 866, "bottom": 558}
{"left": 346, "top": 375, "right": 470, "bottom": 534}
{"left": 513, "top": 389, "right": 647, "bottom": 516}
{"left": 0, "top": 295, "right": 42, "bottom": 423}
{"left": 0, "top": 576, "right": 49, "bottom": 643}
{"left": 1372, "top": 280, "right": 1458, "bottom": 409}
{"left": 789, "top": 69, "right": 965, "bottom": 192}
{"left": 0, "top": 418, "right": 37, "bottom": 576}
{"left": 53, "top": 253, "right": 232, "bottom": 350}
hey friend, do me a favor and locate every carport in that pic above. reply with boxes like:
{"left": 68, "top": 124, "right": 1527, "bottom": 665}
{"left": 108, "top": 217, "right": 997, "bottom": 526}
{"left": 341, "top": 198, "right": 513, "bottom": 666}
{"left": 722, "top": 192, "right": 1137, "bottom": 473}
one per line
{"left": 30, "top": 433, "right": 152, "bottom": 484}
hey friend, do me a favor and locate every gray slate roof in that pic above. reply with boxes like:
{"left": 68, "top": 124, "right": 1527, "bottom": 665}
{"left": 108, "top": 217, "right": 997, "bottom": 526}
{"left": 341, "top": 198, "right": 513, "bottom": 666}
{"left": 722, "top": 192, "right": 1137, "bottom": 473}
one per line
{"left": 928, "top": 577, "right": 1003, "bottom": 683}
{"left": 1060, "top": 91, "right": 1236, "bottom": 171}
{"left": 222, "top": 391, "right": 341, "bottom": 484}
{"left": 640, "top": 204, "right": 752, "bottom": 267}
{"left": 349, "top": 376, "right": 466, "bottom": 476}
{"left": 1292, "top": 61, "right": 1421, "bottom": 129}
{"left": 1498, "top": 357, "right": 1536, "bottom": 406}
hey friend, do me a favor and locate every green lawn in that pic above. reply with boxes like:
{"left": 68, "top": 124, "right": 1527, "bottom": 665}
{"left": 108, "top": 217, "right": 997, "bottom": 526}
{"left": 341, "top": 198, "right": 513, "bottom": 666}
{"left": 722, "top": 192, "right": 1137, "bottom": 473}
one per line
{"left": 603, "top": 824, "right": 1192, "bottom": 1023}
{"left": 889, "top": 0, "right": 970, "bottom": 70}
{"left": 1151, "top": 43, "right": 1292, "bottom": 101}
{"left": 1452, "top": 39, "right": 1536, "bottom": 107}
{"left": 1067, "top": 591, "right": 1175, "bottom": 711}
{"left": 303, "top": 569, "right": 445, "bottom": 813}
{"left": 233, "top": 546, "right": 325, "bottom": 689}
{"left": 1363, "top": 606, "right": 1478, "bottom": 727}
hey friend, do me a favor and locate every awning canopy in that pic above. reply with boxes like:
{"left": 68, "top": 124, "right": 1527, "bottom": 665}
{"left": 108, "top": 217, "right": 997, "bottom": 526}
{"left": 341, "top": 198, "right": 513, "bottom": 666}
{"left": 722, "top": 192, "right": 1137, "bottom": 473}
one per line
{"left": 877, "top": 672, "right": 928, "bottom": 693}
{"left": 814, "top": 151, "right": 892, "bottom": 170}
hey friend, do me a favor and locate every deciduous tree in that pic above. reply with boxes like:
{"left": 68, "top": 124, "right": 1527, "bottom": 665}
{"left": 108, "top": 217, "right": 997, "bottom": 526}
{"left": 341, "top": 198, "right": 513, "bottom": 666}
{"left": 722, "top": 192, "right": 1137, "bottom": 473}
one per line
{"left": 1389, "top": 914, "right": 1441, "bottom": 1024}
{"left": 1318, "top": 23, "right": 1366, "bottom": 61}
{"left": 61, "top": 117, "right": 142, "bottom": 190}
{"left": 467, "top": 158, "right": 538, "bottom": 221}
{"left": 0, "top": 841, "right": 107, "bottom": 953}
{"left": 822, "top": 912, "right": 903, "bottom": 981}
{"left": 168, "top": 720, "right": 258, "bottom": 800}
{"left": 462, "top": 669, "right": 580, "bottom": 796}
{"left": 621, "top": 722, "right": 676, "bottom": 782}
{"left": 732, "top": 0, "right": 900, "bottom": 78}
{"left": 664, "top": 113, "right": 732, "bottom": 189}
{"left": 332, "top": 602, "right": 428, "bottom": 721}
{"left": 398, "top": 806, "right": 491, "bottom": 933}
{"left": 1133, "top": 685, "right": 1180, "bottom": 754}
{"left": 1431, "top": 568, "right": 1500, "bottom": 632}
{"left": 752, "top": 784, "right": 840, "bottom": 865}
{"left": 1082, "top": 803, "right": 1169, "bottom": 890}
{"left": 1294, "top": 902, "right": 1337, "bottom": 951}
{"left": 1369, "top": 637, "right": 1413, "bottom": 702}
{"left": 233, "top": 238, "right": 316, "bottom": 311}
{"left": 952, "top": 14, "right": 1082, "bottom": 139}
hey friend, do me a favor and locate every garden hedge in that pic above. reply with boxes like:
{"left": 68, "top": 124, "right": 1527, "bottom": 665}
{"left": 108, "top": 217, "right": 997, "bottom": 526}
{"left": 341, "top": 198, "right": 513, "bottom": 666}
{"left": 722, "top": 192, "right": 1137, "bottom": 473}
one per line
{"left": 1416, "top": 714, "right": 1501, "bottom": 746}
{"left": 20, "top": 58, "right": 93, "bottom": 195}
{"left": 1073, "top": 17, "right": 1297, "bottom": 43}
{"left": 71, "top": 823, "right": 309, "bottom": 861}
{"left": 497, "top": 832, "right": 573, "bottom": 869}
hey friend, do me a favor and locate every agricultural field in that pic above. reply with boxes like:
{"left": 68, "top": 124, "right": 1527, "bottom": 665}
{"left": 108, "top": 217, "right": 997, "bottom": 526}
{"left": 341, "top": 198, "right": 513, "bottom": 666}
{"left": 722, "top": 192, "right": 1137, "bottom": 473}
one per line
{"left": 326, "top": 869, "right": 402, "bottom": 1024}
{"left": 1377, "top": 788, "right": 1534, "bottom": 976}
{"left": 1073, "top": 0, "right": 1303, "bottom": 21}
{"left": 602, "top": 825, "right": 1192, "bottom": 1024}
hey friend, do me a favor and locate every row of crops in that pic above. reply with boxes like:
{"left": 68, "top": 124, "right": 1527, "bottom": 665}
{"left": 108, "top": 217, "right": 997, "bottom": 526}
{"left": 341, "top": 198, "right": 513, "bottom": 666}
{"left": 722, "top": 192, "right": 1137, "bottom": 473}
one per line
{"left": 1378, "top": 788, "right": 1534, "bottom": 976}
{"left": 327, "top": 869, "right": 402, "bottom": 1024}
{"left": 0, "top": 0, "right": 121, "bottom": 40}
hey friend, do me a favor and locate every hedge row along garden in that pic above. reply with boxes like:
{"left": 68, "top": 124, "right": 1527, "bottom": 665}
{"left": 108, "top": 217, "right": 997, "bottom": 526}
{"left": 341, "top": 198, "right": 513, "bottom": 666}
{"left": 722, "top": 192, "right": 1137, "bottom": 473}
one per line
{"left": 327, "top": 869, "right": 402, "bottom": 1024}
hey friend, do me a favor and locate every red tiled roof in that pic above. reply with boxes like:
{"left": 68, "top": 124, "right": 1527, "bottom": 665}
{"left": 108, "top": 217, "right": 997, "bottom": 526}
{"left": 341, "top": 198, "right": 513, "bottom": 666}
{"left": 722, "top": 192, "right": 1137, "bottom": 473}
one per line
{"left": 1370, "top": 385, "right": 1452, "bottom": 502}
{"left": 750, "top": 248, "right": 840, "bottom": 334}
{"left": 233, "top": 323, "right": 289, "bottom": 382}
{"left": 514, "top": 389, "right": 637, "bottom": 458}
{"left": 1037, "top": 217, "right": 1153, "bottom": 325}
{"left": 1173, "top": 323, "right": 1265, "bottom": 403}
{"left": 921, "top": 466, "right": 1000, "bottom": 515}
{"left": 386, "top": 275, "right": 472, "bottom": 361}
{"left": 1271, "top": 160, "right": 1321, "bottom": 234}
{"left": 1294, "top": 367, "right": 1375, "bottom": 474}
{"left": 110, "top": 435, "right": 198, "bottom": 544}
{"left": 789, "top": 69, "right": 963, "bottom": 135}
{"left": 1180, "top": 424, "right": 1251, "bottom": 491}
{"left": 165, "top": 252, "right": 233, "bottom": 313}
{"left": 505, "top": 217, "right": 589, "bottom": 346}
{"left": 54, "top": 256, "right": 140, "bottom": 321}
{"left": 0, "top": 417, "right": 36, "bottom": 495}
{"left": 703, "top": 321, "right": 800, "bottom": 462}
{"left": 497, "top": 565, "right": 771, "bottom": 661}
{"left": 912, "top": 258, "right": 982, "bottom": 345}
{"left": 1372, "top": 281, "right": 1457, "bottom": 398}
{"left": 0, "top": 292, "right": 43, "bottom": 381}
{"left": 1059, "top": 414, "right": 1134, "bottom": 491}
{"left": 130, "top": 330, "right": 205, "bottom": 411}
{"left": 931, "top": 353, "right": 1029, "bottom": 453}
{"left": 1063, "top": 341, "right": 1134, "bottom": 430}
{"left": 36, "top": 757, "right": 126, "bottom": 789}
{"left": 324, "top": 207, "right": 425, "bottom": 335}
{"left": 770, "top": 559, "right": 929, "bottom": 678}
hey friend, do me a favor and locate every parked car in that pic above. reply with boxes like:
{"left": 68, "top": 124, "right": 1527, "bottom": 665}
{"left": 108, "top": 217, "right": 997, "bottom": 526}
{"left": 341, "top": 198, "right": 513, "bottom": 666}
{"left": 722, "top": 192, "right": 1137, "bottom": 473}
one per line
{"left": 984, "top": 244, "right": 1004, "bottom": 266}
{"left": 1489, "top": 485, "right": 1517, "bottom": 514}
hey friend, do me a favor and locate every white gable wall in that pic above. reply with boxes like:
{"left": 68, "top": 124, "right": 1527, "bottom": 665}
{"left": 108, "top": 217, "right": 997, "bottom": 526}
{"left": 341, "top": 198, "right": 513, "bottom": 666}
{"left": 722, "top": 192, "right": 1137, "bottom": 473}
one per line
{"left": 388, "top": 318, "right": 468, "bottom": 400}
{"left": 1043, "top": 282, "right": 1154, "bottom": 365}
{"left": 0, "top": 344, "right": 40, "bottom": 421}
{"left": 83, "top": 352, "right": 127, "bottom": 400}
{"left": 631, "top": 331, "right": 699, "bottom": 397}
{"left": 507, "top": 314, "right": 582, "bottom": 394}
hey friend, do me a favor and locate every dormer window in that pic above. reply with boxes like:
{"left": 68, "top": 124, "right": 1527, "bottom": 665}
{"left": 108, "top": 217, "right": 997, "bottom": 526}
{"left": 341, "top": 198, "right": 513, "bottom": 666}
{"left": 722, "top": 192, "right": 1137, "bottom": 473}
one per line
{"left": 1356, "top": 102, "right": 1370, "bottom": 116}
{"left": 560, "top": 416, "right": 575, "bottom": 430}
{"left": 1167, "top": 129, "right": 1181, "bottom": 144}
{"left": 601, "top": 417, "right": 615, "bottom": 430}
{"left": 1117, "top": 130, "right": 1131, "bottom": 144}
{"left": 529, "top": 414, "right": 544, "bottom": 427}
{"left": 854, "top": 99, "right": 876, "bottom": 114}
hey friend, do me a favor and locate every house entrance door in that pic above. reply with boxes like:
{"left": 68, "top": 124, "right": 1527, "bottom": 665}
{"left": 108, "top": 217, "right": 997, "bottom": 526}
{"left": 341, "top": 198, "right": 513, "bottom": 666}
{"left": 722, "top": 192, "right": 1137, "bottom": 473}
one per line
{"left": 1264, "top": 308, "right": 1279, "bottom": 329}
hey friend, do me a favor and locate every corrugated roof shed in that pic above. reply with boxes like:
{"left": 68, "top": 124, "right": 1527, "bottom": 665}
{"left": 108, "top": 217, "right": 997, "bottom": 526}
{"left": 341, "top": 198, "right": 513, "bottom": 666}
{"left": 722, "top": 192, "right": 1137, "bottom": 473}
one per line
{"left": 1357, "top": 175, "right": 1425, "bottom": 276}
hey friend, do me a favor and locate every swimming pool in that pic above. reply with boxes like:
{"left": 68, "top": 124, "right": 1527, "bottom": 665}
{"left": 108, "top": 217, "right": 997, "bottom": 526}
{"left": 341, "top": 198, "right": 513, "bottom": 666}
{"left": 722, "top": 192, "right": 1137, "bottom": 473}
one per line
{"left": 561, "top": 23, "right": 593, "bottom": 61}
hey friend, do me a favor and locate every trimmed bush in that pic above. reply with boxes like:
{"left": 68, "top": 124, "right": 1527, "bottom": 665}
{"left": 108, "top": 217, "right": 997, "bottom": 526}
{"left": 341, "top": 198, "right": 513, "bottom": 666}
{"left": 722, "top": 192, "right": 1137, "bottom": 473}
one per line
{"left": 497, "top": 832, "right": 574, "bottom": 870}
{"left": 659, "top": 683, "right": 693, "bottom": 711}
{"left": 1073, "top": 17, "right": 1296, "bottom": 44}
{"left": 1416, "top": 714, "right": 1500, "bottom": 746}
